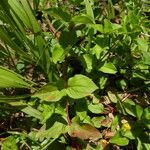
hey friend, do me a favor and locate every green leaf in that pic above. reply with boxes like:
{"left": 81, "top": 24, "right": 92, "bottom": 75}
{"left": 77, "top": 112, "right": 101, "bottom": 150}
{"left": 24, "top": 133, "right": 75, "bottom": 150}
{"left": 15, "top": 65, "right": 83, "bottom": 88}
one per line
{"left": 141, "top": 107, "right": 150, "bottom": 129}
{"left": 99, "top": 76, "right": 108, "bottom": 89}
{"left": 116, "top": 79, "right": 127, "bottom": 90}
{"left": 104, "top": 19, "right": 112, "bottom": 33}
{"left": 0, "top": 95, "right": 29, "bottom": 105}
{"left": 83, "top": 54, "right": 92, "bottom": 72}
{"left": 123, "top": 99, "right": 136, "bottom": 117}
{"left": 142, "top": 51, "right": 150, "bottom": 65}
{"left": 90, "top": 24, "right": 103, "bottom": 33}
{"left": 82, "top": 115, "right": 93, "bottom": 125}
{"left": 7, "top": 0, "right": 30, "bottom": 29}
{"left": 107, "top": 0, "right": 115, "bottom": 19}
{"left": 8, "top": 0, "right": 41, "bottom": 33}
{"left": 123, "top": 130, "right": 135, "bottom": 140}
{"left": 142, "top": 107, "right": 150, "bottom": 121}
{"left": 99, "top": 62, "right": 117, "bottom": 74}
{"left": 137, "top": 138, "right": 150, "bottom": 150}
{"left": 76, "top": 111, "right": 87, "bottom": 121}
{"left": 52, "top": 44, "right": 65, "bottom": 64}
{"left": 88, "top": 103, "right": 104, "bottom": 114}
{"left": 123, "top": 99, "right": 143, "bottom": 119}
{"left": 1, "top": 136, "right": 18, "bottom": 150}
{"left": 37, "top": 122, "right": 68, "bottom": 139}
{"left": 107, "top": 91, "right": 118, "bottom": 103}
{"left": 66, "top": 75, "right": 98, "bottom": 99}
{"left": 0, "top": 27, "right": 33, "bottom": 62}
{"left": 109, "top": 132, "right": 129, "bottom": 146}
{"left": 135, "top": 105, "right": 143, "bottom": 119}
{"left": 32, "top": 83, "right": 66, "bottom": 102}
{"left": 39, "top": 103, "right": 55, "bottom": 124}
{"left": 22, "top": 106, "right": 42, "bottom": 120}
{"left": 84, "top": 0, "right": 94, "bottom": 22}
{"left": 95, "top": 35, "right": 109, "bottom": 52}
{"left": 136, "top": 38, "right": 149, "bottom": 51}
{"left": 111, "top": 115, "right": 120, "bottom": 131}
{"left": 45, "top": 7, "right": 71, "bottom": 22}
{"left": 0, "top": 66, "right": 34, "bottom": 88}
{"left": 110, "top": 137, "right": 129, "bottom": 146}
{"left": 92, "top": 44, "right": 104, "bottom": 59}
{"left": 92, "top": 116, "right": 105, "bottom": 128}
{"left": 104, "top": 19, "right": 121, "bottom": 33}
{"left": 71, "top": 15, "right": 94, "bottom": 24}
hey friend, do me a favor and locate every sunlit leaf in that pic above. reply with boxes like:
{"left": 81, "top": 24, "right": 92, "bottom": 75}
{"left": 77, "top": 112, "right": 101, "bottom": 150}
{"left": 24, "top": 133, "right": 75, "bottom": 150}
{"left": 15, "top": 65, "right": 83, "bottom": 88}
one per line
{"left": 32, "top": 83, "right": 66, "bottom": 102}
{"left": 88, "top": 103, "right": 104, "bottom": 114}
{"left": 71, "top": 15, "right": 94, "bottom": 24}
{"left": 52, "top": 44, "right": 65, "bottom": 64}
{"left": 37, "top": 122, "right": 68, "bottom": 139}
{"left": 0, "top": 66, "right": 34, "bottom": 88}
{"left": 92, "top": 116, "right": 105, "bottom": 128}
{"left": 22, "top": 106, "right": 42, "bottom": 120}
{"left": 84, "top": 0, "right": 94, "bottom": 22}
{"left": 109, "top": 132, "right": 129, "bottom": 146}
{"left": 1, "top": 136, "right": 18, "bottom": 150}
{"left": 99, "top": 62, "right": 117, "bottom": 74}
{"left": 66, "top": 75, "right": 98, "bottom": 99}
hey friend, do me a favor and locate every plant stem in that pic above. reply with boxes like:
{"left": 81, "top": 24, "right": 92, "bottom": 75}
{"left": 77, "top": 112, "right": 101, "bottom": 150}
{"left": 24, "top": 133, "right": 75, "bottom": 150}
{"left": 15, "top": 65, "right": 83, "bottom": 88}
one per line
{"left": 46, "top": 15, "right": 60, "bottom": 40}
{"left": 66, "top": 96, "right": 71, "bottom": 126}
{"left": 63, "top": 57, "right": 71, "bottom": 126}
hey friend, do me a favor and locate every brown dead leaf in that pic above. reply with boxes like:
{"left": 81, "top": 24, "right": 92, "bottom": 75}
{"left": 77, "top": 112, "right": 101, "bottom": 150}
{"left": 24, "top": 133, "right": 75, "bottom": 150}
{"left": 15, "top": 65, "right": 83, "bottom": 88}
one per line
{"left": 103, "top": 130, "right": 116, "bottom": 139}
{"left": 68, "top": 123, "right": 102, "bottom": 141}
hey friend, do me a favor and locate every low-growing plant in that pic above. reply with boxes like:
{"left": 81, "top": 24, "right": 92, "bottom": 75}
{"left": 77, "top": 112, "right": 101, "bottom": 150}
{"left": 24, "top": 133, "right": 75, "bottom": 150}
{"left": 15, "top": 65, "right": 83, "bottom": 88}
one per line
{"left": 0, "top": 0, "right": 150, "bottom": 149}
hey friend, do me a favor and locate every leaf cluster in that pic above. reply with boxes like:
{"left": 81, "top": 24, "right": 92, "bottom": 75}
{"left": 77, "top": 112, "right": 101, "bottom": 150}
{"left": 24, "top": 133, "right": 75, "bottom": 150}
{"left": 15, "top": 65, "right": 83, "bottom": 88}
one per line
{"left": 0, "top": 0, "right": 150, "bottom": 149}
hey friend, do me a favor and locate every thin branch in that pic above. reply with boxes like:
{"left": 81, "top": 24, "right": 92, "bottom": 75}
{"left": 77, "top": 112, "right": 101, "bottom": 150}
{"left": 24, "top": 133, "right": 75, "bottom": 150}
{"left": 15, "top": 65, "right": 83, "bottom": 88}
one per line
{"left": 66, "top": 96, "right": 71, "bottom": 126}
{"left": 63, "top": 57, "right": 72, "bottom": 126}
{"left": 121, "top": 93, "right": 131, "bottom": 102}
{"left": 45, "top": 15, "right": 60, "bottom": 40}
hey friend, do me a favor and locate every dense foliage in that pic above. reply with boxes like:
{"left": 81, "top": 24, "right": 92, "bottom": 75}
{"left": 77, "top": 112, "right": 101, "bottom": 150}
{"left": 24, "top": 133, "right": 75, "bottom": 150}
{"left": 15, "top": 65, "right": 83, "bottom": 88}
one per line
{"left": 0, "top": 0, "right": 150, "bottom": 149}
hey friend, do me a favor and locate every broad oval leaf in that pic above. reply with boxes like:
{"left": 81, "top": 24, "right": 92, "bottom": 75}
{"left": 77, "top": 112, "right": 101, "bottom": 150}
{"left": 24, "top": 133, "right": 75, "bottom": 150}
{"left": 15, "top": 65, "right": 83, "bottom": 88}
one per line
{"left": 109, "top": 132, "right": 129, "bottom": 146}
{"left": 88, "top": 103, "right": 104, "bottom": 114}
{"left": 92, "top": 116, "right": 105, "bottom": 128}
{"left": 68, "top": 123, "right": 102, "bottom": 141}
{"left": 66, "top": 75, "right": 98, "bottom": 99}
{"left": 123, "top": 99, "right": 143, "bottom": 119}
{"left": 99, "top": 62, "right": 117, "bottom": 74}
{"left": 52, "top": 44, "right": 65, "bottom": 64}
{"left": 109, "top": 136, "right": 129, "bottom": 146}
{"left": 32, "top": 83, "right": 66, "bottom": 102}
